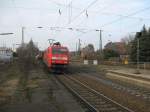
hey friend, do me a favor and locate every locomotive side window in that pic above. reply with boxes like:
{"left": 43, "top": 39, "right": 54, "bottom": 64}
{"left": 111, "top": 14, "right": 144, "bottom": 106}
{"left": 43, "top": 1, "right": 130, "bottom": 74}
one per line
{"left": 52, "top": 48, "right": 68, "bottom": 54}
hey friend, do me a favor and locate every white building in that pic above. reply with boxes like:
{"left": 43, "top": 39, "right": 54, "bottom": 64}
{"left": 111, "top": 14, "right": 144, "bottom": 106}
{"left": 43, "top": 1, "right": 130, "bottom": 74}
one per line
{"left": 0, "top": 47, "right": 13, "bottom": 63}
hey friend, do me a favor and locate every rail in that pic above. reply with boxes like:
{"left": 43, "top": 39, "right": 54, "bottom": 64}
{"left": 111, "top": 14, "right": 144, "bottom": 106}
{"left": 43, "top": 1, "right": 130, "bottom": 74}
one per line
{"left": 55, "top": 75, "right": 98, "bottom": 112}
{"left": 56, "top": 74, "right": 134, "bottom": 112}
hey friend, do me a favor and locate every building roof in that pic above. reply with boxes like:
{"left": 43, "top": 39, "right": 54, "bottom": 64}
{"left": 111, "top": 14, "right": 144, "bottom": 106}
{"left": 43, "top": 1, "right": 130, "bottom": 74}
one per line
{"left": 104, "top": 42, "right": 127, "bottom": 55}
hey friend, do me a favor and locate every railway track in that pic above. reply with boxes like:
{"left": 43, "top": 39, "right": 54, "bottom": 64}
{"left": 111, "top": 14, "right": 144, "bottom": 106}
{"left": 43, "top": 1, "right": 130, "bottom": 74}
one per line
{"left": 77, "top": 72, "right": 150, "bottom": 102}
{"left": 56, "top": 74, "right": 134, "bottom": 112}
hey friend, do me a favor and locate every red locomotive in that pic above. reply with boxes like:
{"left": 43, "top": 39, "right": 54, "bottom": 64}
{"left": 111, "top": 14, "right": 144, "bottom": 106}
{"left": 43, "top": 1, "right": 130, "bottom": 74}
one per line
{"left": 43, "top": 42, "right": 69, "bottom": 71}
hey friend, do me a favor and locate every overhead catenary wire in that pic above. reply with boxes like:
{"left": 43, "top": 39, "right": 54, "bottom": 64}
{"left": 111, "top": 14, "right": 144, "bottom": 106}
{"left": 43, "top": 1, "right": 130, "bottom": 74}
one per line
{"left": 3, "top": 5, "right": 150, "bottom": 21}
{"left": 50, "top": 0, "right": 74, "bottom": 39}
{"left": 69, "top": 2, "right": 150, "bottom": 35}
{"left": 48, "top": 0, "right": 82, "bottom": 11}
{"left": 4, "top": 1, "right": 150, "bottom": 34}
{"left": 100, "top": 6, "right": 150, "bottom": 28}
{"left": 48, "top": 0, "right": 74, "bottom": 27}
{"left": 48, "top": 0, "right": 67, "bottom": 7}
{"left": 68, "top": 0, "right": 119, "bottom": 38}
{"left": 68, "top": 0, "right": 99, "bottom": 24}
{"left": 68, "top": 0, "right": 73, "bottom": 23}
{"left": 47, "top": 0, "right": 74, "bottom": 12}
{"left": 5, "top": 1, "right": 150, "bottom": 22}
{"left": 3, "top": 0, "right": 150, "bottom": 51}
{"left": 0, "top": 25, "right": 145, "bottom": 36}
{"left": 91, "top": 11, "right": 150, "bottom": 20}
{"left": 68, "top": 0, "right": 120, "bottom": 27}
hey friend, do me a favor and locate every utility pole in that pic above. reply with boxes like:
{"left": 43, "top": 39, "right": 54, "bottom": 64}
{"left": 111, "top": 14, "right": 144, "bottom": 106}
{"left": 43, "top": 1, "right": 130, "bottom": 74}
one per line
{"left": 136, "top": 38, "right": 140, "bottom": 74}
{"left": 22, "top": 27, "right": 25, "bottom": 45}
{"left": 100, "top": 30, "right": 102, "bottom": 52}
{"left": 135, "top": 32, "right": 141, "bottom": 74}
{"left": 76, "top": 42, "right": 78, "bottom": 56}
{"left": 96, "top": 29, "right": 102, "bottom": 53}
{"left": 13, "top": 44, "right": 15, "bottom": 51}
{"left": 78, "top": 39, "right": 81, "bottom": 55}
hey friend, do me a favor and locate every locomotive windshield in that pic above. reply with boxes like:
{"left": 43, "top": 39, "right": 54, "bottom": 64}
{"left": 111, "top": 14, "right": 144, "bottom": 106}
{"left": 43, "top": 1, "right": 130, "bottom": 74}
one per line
{"left": 52, "top": 48, "right": 68, "bottom": 54}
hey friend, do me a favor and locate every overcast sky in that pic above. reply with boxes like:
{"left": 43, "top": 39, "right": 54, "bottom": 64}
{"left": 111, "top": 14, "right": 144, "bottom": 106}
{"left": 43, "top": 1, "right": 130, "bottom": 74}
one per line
{"left": 0, "top": 0, "right": 150, "bottom": 51}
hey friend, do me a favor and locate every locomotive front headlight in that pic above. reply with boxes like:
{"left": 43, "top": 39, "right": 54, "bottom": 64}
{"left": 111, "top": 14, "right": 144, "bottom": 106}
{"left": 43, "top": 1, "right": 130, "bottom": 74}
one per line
{"left": 52, "top": 57, "right": 57, "bottom": 60}
{"left": 52, "top": 56, "right": 68, "bottom": 60}
{"left": 62, "top": 57, "right": 68, "bottom": 60}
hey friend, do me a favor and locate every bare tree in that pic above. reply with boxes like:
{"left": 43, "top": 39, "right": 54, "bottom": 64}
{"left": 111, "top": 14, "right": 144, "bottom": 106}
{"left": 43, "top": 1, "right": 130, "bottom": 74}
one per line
{"left": 121, "top": 35, "right": 134, "bottom": 44}
{"left": 17, "top": 39, "right": 39, "bottom": 70}
{"left": 81, "top": 44, "right": 95, "bottom": 59}
{"left": 121, "top": 35, "right": 134, "bottom": 55}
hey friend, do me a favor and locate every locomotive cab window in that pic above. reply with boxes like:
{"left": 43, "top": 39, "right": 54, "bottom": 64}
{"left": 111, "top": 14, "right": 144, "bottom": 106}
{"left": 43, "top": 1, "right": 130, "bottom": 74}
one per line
{"left": 52, "top": 48, "right": 68, "bottom": 54}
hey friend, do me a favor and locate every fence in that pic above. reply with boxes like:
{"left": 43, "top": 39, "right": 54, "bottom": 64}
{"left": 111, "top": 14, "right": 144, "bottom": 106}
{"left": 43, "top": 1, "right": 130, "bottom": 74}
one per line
{"left": 70, "top": 59, "right": 150, "bottom": 70}
{"left": 102, "top": 61, "right": 150, "bottom": 69}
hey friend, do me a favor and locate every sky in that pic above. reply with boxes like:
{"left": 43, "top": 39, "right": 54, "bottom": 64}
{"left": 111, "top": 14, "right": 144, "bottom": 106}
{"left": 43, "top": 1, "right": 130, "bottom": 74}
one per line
{"left": 0, "top": 0, "right": 150, "bottom": 51}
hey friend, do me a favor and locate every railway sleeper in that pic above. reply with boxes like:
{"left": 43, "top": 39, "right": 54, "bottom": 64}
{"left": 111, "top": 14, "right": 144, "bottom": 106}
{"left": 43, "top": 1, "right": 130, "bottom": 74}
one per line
{"left": 98, "top": 104, "right": 113, "bottom": 108}
{"left": 91, "top": 102, "right": 110, "bottom": 107}
{"left": 97, "top": 107, "right": 118, "bottom": 112}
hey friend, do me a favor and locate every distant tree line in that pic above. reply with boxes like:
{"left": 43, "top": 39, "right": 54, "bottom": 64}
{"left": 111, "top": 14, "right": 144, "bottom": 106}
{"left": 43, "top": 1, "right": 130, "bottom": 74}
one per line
{"left": 130, "top": 25, "right": 150, "bottom": 62}
{"left": 80, "top": 25, "right": 150, "bottom": 63}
